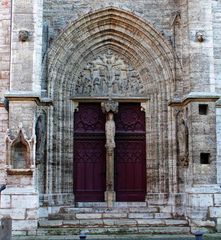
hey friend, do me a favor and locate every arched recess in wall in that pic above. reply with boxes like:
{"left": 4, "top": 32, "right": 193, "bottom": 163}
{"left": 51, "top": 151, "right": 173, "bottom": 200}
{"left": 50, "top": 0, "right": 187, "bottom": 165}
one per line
{"left": 5, "top": 127, "right": 34, "bottom": 174}
{"left": 46, "top": 7, "right": 178, "bottom": 195}
{"left": 11, "top": 134, "right": 30, "bottom": 169}
{"left": 35, "top": 111, "right": 47, "bottom": 194}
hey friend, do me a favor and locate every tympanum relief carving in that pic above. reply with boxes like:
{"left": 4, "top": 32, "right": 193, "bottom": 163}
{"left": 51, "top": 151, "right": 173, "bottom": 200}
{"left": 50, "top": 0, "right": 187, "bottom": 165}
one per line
{"left": 75, "top": 50, "right": 145, "bottom": 97}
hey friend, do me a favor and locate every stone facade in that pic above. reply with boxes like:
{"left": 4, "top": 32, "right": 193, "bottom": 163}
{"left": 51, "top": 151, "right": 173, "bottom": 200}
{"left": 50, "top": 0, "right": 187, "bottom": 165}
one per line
{"left": 1, "top": 0, "right": 221, "bottom": 236}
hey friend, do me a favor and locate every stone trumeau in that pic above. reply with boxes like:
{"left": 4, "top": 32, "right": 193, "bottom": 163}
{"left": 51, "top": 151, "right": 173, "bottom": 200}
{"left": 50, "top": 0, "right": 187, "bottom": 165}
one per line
{"left": 0, "top": 0, "right": 221, "bottom": 236}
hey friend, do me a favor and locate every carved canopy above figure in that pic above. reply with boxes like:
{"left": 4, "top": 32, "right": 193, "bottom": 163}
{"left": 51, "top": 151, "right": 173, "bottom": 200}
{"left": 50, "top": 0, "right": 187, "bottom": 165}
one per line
{"left": 74, "top": 50, "right": 146, "bottom": 97}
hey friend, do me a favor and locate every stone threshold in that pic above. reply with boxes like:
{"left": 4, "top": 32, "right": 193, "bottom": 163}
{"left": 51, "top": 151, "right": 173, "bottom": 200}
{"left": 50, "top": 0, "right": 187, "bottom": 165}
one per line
{"left": 12, "top": 234, "right": 195, "bottom": 240}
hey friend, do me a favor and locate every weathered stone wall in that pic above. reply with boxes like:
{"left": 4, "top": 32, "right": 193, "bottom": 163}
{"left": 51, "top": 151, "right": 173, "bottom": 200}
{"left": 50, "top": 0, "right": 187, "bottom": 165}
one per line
{"left": 0, "top": 0, "right": 44, "bottom": 235}
{"left": 43, "top": 0, "right": 178, "bottom": 43}
{"left": 189, "top": 101, "right": 217, "bottom": 185}
{"left": 0, "top": 0, "right": 10, "bottom": 185}
{"left": 1, "top": 188, "right": 38, "bottom": 236}
{"left": 213, "top": 0, "right": 221, "bottom": 94}
{"left": 0, "top": 0, "right": 10, "bottom": 98}
{"left": 10, "top": 0, "right": 43, "bottom": 92}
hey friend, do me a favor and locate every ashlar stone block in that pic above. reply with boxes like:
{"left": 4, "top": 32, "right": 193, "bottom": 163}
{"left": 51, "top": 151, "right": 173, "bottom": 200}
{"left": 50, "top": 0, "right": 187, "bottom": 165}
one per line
{"left": 209, "top": 207, "right": 221, "bottom": 218}
{"left": 214, "top": 194, "right": 221, "bottom": 206}
{"left": 11, "top": 195, "right": 38, "bottom": 209}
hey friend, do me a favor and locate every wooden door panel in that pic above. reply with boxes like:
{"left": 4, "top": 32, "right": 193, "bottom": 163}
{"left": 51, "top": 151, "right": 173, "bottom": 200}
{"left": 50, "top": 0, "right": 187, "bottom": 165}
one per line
{"left": 115, "top": 103, "right": 146, "bottom": 201}
{"left": 74, "top": 103, "right": 106, "bottom": 202}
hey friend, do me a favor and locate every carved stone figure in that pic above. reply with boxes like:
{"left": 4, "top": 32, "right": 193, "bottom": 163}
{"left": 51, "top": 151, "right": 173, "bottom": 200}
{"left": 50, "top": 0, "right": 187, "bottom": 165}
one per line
{"left": 105, "top": 112, "right": 116, "bottom": 149}
{"left": 177, "top": 111, "right": 189, "bottom": 167}
{"left": 74, "top": 50, "right": 145, "bottom": 97}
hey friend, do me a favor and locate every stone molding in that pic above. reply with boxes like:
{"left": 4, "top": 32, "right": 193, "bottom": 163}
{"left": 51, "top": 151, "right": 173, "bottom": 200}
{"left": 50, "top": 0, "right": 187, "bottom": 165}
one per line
{"left": 4, "top": 92, "right": 52, "bottom": 106}
{"left": 169, "top": 92, "right": 220, "bottom": 107}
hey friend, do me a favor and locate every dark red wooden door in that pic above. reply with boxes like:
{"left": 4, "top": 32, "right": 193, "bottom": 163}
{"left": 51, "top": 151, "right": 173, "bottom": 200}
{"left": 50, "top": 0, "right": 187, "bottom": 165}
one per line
{"left": 115, "top": 103, "right": 146, "bottom": 201}
{"left": 73, "top": 103, "right": 106, "bottom": 202}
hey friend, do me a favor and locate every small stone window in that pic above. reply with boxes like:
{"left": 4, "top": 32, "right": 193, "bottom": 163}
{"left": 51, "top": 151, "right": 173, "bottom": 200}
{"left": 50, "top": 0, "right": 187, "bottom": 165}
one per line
{"left": 200, "top": 153, "right": 210, "bottom": 164}
{"left": 199, "top": 104, "right": 208, "bottom": 115}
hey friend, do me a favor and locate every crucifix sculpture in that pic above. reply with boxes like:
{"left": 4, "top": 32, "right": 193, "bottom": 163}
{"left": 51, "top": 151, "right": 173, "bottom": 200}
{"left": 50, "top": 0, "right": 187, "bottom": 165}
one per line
{"left": 101, "top": 99, "right": 118, "bottom": 207}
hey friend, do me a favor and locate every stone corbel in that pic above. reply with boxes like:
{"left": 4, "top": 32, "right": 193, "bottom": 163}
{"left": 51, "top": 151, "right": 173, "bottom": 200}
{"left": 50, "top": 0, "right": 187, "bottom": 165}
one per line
{"left": 141, "top": 102, "right": 148, "bottom": 112}
{"left": 72, "top": 101, "right": 79, "bottom": 112}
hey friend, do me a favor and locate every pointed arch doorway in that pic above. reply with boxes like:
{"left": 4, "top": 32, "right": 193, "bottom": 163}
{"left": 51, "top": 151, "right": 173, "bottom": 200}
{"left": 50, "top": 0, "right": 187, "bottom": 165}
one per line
{"left": 47, "top": 6, "right": 176, "bottom": 206}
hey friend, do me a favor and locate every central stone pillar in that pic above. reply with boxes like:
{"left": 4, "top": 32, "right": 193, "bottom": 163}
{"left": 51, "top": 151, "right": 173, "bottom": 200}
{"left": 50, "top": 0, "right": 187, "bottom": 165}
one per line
{"left": 101, "top": 100, "right": 118, "bottom": 208}
{"left": 105, "top": 144, "right": 116, "bottom": 207}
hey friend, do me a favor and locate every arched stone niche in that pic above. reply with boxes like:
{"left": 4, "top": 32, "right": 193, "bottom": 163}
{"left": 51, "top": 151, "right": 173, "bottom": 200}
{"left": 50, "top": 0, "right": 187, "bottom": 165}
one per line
{"left": 45, "top": 7, "right": 180, "bottom": 204}
{"left": 35, "top": 110, "right": 47, "bottom": 194}
{"left": 6, "top": 125, "right": 35, "bottom": 175}
{"left": 35, "top": 111, "right": 47, "bottom": 165}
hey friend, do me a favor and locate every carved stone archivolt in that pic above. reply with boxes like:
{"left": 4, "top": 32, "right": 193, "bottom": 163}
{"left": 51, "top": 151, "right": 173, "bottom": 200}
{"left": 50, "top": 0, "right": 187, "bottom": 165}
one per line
{"left": 74, "top": 50, "right": 145, "bottom": 97}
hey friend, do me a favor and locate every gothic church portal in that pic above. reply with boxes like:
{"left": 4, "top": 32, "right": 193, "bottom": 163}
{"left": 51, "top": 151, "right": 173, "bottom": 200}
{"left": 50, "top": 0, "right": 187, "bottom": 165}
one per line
{"left": 1, "top": 0, "right": 221, "bottom": 236}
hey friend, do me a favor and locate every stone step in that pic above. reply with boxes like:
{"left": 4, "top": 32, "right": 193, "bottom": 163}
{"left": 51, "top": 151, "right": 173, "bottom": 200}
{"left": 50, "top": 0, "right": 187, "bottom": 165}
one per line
{"left": 60, "top": 206, "right": 159, "bottom": 214}
{"left": 76, "top": 202, "right": 108, "bottom": 208}
{"left": 48, "top": 211, "right": 171, "bottom": 220}
{"left": 12, "top": 235, "right": 196, "bottom": 240}
{"left": 48, "top": 206, "right": 161, "bottom": 220}
{"left": 75, "top": 202, "right": 148, "bottom": 208}
{"left": 39, "top": 219, "right": 189, "bottom": 228}
{"left": 37, "top": 226, "right": 191, "bottom": 236}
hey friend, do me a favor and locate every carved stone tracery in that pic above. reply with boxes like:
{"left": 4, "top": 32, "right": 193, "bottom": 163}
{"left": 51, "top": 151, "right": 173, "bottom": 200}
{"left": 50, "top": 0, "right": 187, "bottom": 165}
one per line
{"left": 75, "top": 50, "right": 145, "bottom": 97}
